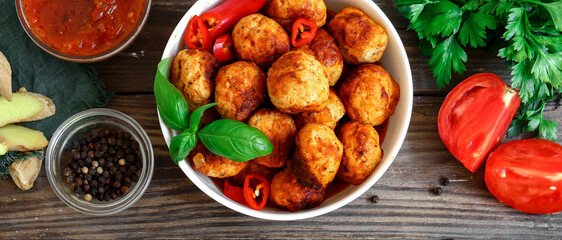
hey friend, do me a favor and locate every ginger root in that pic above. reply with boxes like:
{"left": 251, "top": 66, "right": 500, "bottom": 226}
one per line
{"left": 0, "top": 125, "right": 48, "bottom": 154}
{"left": 9, "top": 151, "right": 43, "bottom": 191}
{"left": 0, "top": 51, "right": 11, "bottom": 101}
{"left": 0, "top": 88, "right": 56, "bottom": 127}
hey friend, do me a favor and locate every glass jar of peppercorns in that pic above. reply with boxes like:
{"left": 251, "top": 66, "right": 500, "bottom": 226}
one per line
{"left": 46, "top": 109, "right": 154, "bottom": 215}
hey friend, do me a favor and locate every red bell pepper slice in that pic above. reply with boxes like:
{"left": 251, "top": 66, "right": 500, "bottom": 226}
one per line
{"left": 291, "top": 18, "right": 317, "bottom": 47}
{"left": 213, "top": 33, "right": 235, "bottom": 63}
{"left": 223, "top": 179, "right": 247, "bottom": 205}
{"left": 243, "top": 174, "right": 270, "bottom": 210}
{"left": 185, "top": 0, "right": 268, "bottom": 50}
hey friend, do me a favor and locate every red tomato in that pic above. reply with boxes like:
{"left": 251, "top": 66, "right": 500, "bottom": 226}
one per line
{"left": 438, "top": 73, "right": 521, "bottom": 172}
{"left": 485, "top": 139, "right": 562, "bottom": 214}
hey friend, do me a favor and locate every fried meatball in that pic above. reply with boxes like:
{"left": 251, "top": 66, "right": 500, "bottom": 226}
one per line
{"left": 336, "top": 121, "right": 382, "bottom": 185}
{"left": 189, "top": 142, "right": 247, "bottom": 178}
{"left": 215, "top": 61, "right": 267, "bottom": 122}
{"left": 232, "top": 14, "right": 290, "bottom": 68}
{"left": 266, "top": 0, "right": 327, "bottom": 31}
{"left": 328, "top": 7, "right": 388, "bottom": 65}
{"left": 338, "top": 64, "right": 400, "bottom": 126}
{"left": 270, "top": 168, "right": 325, "bottom": 212}
{"left": 267, "top": 51, "right": 329, "bottom": 114}
{"left": 292, "top": 123, "right": 343, "bottom": 190}
{"left": 248, "top": 108, "right": 297, "bottom": 168}
{"left": 229, "top": 160, "right": 279, "bottom": 187}
{"left": 293, "top": 29, "right": 343, "bottom": 86}
{"left": 295, "top": 88, "right": 345, "bottom": 130}
{"left": 170, "top": 49, "right": 219, "bottom": 111}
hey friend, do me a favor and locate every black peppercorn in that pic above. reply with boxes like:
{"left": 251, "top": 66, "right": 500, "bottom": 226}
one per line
{"left": 66, "top": 177, "right": 74, "bottom": 184}
{"left": 63, "top": 168, "right": 73, "bottom": 177}
{"left": 77, "top": 159, "right": 85, "bottom": 167}
{"left": 80, "top": 151, "right": 88, "bottom": 159}
{"left": 74, "top": 186, "right": 82, "bottom": 194}
{"left": 110, "top": 192, "right": 117, "bottom": 200}
{"left": 85, "top": 174, "right": 92, "bottom": 181}
{"left": 433, "top": 187, "right": 443, "bottom": 195}
{"left": 441, "top": 177, "right": 450, "bottom": 186}
{"left": 72, "top": 151, "right": 81, "bottom": 160}
{"left": 98, "top": 187, "right": 105, "bottom": 194}
{"left": 108, "top": 137, "right": 116, "bottom": 145}
{"left": 113, "top": 181, "right": 121, "bottom": 188}
{"left": 104, "top": 192, "right": 110, "bottom": 201}
{"left": 84, "top": 158, "right": 92, "bottom": 166}
{"left": 83, "top": 184, "right": 91, "bottom": 192}
{"left": 91, "top": 180, "right": 98, "bottom": 188}
{"left": 75, "top": 177, "right": 83, "bottom": 186}
{"left": 121, "top": 186, "right": 129, "bottom": 195}
{"left": 371, "top": 195, "right": 379, "bottom": 203}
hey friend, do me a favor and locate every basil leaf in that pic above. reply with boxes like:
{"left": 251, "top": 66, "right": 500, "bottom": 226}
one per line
{"left": 154, "top": 58, "right": 190, "bottom": 130}
{"left": 169, "top": 130, "right": 198, "bottom": 164}
{"left": 189, "top": 103, "right": 218, "bottom": 132}
{"left": 198, "top": 119, "right": 273, "bottom": 162}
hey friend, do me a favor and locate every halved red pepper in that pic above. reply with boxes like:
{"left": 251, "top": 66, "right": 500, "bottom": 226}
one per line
{"left": 213, "top": 33, "right": 235, "bottom": 63}
{"left": 243, "top": 174, "right": 270, "bottom": 210}
{"left": 185, "top": 0, "right": 268, "bottom": 50}
{"left": 223, "top": 179, "right": 246, "bottom": 205}
{"left": 291, "top": 18, "right": 317, "bottom": 47}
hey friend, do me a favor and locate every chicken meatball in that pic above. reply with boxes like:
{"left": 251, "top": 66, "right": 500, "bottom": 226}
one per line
{"left": 267, "top": 0, "right": 327, "bottom": 31}
{"left": 328, "top": 7, "right": 388, "bottom": 65}
{"left": 270, "top": 168, "right": 325, "bottom": 212}
{"left": 229, "top": 160, "right": 279, "bottom": 187}
{"left": 267, "top": 51, "right": 329, "bottom": 114}
{"left": 293, "top": 29, "right": 343, "bottom": 86}
{"left": 215, "top": 61, "right": 267, "bottom": 122}
{"left": 336, "top": 121, "right": 382, "bottom": 185}
{"left": 295, "top": 88, "right": 345, "bottom": 130}
{"left": 338, "top": 64, "right": 400, "bottom": 126}
{"left": 292, "top": 123, "right": 343, "bottom": 190}
{"left": 248, "top": 108, "right": 298, "bottom": 168}
{"left": 232, "top": 14, "right": 290, "bottom": 68}
{"left": 170, "top": 49, "right": 219, "bottom": 111}
{"left": 189, "top": 142, "right": 247, "bottom": 178}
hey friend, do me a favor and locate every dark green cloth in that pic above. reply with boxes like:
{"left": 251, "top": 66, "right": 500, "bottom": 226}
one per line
{"left": 0, "top": 0, "right": 113, "bottom": 139}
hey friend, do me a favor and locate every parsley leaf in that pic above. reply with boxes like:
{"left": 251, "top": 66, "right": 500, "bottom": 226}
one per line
{"left": 429, "top": 35, "right": 467, "bottom": 88}
{"left": 425, "top": 0, "right": 464, "bottom": 37}
{"left": 458, "top": 12, "right": 497, "bottom": 47}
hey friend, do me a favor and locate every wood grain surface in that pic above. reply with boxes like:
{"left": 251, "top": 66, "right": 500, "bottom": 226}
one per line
{"left": 2, "top": 0, "right": 562, "bottom": 239}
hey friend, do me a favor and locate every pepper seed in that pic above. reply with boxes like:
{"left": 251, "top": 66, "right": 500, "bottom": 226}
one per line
{"left": 433, "top": 187, "right": 443, "bottom": 196}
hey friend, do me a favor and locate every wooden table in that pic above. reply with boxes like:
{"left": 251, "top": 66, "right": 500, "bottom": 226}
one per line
{"left": 3, "top": 0, "right": 562, "bottom": 239}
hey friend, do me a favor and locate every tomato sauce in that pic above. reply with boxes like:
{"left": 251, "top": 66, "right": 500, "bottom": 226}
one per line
{"left": 22, "top": 0, "right": 146, "bottom": 56}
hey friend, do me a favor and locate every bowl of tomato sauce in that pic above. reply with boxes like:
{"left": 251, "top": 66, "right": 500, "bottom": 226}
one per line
{"left": 16, "top": 0, "right": 151, "bottom": 63}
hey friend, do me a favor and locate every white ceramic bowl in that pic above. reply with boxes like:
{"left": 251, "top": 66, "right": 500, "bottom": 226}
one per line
{"left": 158, "top": 0, "right": 413, "bottom": 220}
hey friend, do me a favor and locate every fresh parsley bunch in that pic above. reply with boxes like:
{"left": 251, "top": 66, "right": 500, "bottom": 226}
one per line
{"left": 395, "top": 0, "right": 562, "bottom": 140}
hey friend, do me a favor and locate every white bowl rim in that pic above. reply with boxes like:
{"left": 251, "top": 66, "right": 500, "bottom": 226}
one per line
{"left": 157, "top": 0, "right": 413, "bottom": 220}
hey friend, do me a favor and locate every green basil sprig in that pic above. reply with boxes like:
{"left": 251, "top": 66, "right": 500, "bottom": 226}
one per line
{"left": 154, "top": 58, "right": 273, "bottom": 164}
{"left": 198, "top": 119, "right": 273, "bottom": 162}
{"left": 153, "top": 58, "right": 190, "bottom": 130}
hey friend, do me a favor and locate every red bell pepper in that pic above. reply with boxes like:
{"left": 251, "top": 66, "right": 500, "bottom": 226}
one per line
{"left": 223, "top": 179, "right": 246, "bottom": 205}
{"left": 243, "top": 174, "right": 270, "bottom": 210}
{"left": 185, "top": 0, "right": 268, "bottom": 50}
{"left": 213, "top": 33, "right": 235, "bottom": 63}
{"left": 291, "top": 18, "right": 317, "bottom": 47}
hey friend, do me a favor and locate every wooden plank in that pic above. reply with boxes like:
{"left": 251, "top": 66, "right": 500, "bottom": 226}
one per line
{"left": 2, "top": 94, "right": 561, "bottom": 239}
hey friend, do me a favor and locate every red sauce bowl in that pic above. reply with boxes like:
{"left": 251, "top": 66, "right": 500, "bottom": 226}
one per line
{"left": 16, "top": 0, "right": 151, "bottom": 63}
